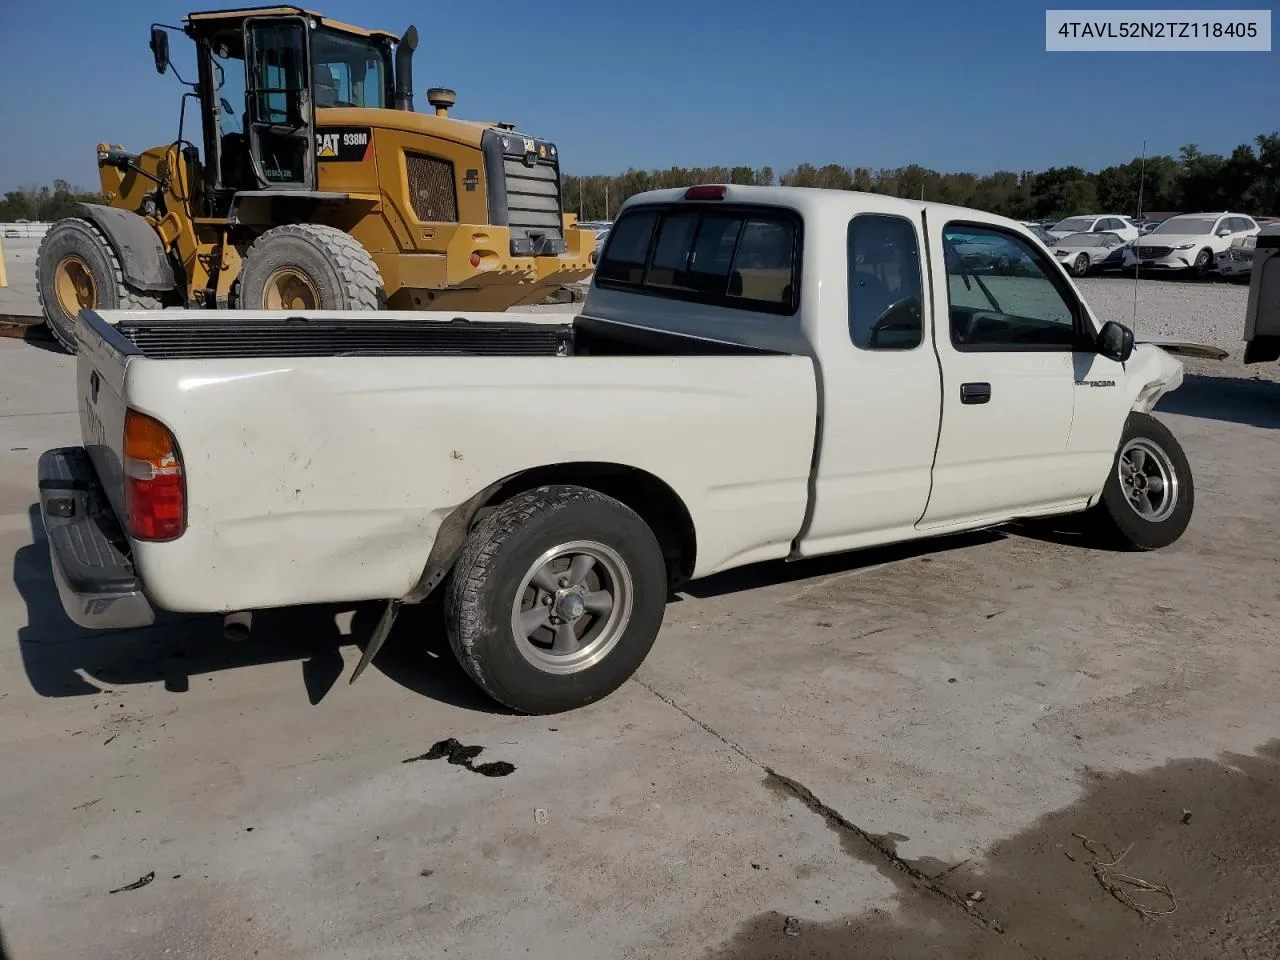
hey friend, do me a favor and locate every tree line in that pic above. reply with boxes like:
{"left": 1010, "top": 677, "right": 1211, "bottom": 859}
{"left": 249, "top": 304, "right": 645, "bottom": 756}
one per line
{"left": 6, "top": 130, "right": 1277, "bottom": 226}
{"left": 0, "top": 180, "right": 106, "bottom": 223}
{"left": 563, "top": 131, "right": 1280, "bottom": 223}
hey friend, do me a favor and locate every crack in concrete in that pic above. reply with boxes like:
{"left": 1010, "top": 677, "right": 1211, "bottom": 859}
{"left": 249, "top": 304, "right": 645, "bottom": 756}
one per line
{"left": 764, "top": 769, "right": 1005, "bottom": 935}
{"left": 631, "top": 675, "right": 1006, "bottom": 937}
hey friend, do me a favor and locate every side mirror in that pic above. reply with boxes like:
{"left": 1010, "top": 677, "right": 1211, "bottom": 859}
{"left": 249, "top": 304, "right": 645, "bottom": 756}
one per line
{"left": 1098, "top": 320, "right": 1134, "bottom": 363}
{"left": 1216, "top": 227, "right": 1232, "bottom": 237}
{"left": 150, "top": 27, "right": 170, "bottom": 75}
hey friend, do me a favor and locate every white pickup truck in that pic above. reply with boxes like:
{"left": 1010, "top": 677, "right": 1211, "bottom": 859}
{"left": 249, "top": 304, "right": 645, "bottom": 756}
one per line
{"left": 40, "top": 185, "right": 1202, "bottom": 714}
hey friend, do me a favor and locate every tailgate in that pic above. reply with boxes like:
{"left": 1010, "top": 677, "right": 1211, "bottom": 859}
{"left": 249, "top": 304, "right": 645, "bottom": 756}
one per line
{"left": 76, "top": 310, "right": 132, "bottom": 525}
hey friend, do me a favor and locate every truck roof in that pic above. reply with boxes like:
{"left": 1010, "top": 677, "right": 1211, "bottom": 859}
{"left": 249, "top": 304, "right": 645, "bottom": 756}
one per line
{"left": 617, "top": 184, "right": 1032, "bottom": 235}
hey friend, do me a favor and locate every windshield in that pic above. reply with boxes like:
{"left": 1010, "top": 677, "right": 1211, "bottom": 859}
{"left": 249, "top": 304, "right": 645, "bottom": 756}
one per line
{"left": 1052, "top": 217, "right": 1094, "bottom": 232}
{"left": 1061, "top": 232, "right": 1111, "bottom": 246}
{"left": 311, "top": 29, "right": 391, "bottom": 108}
{"left": 1152, "top": 216, "right": 1218, "bottom": 234}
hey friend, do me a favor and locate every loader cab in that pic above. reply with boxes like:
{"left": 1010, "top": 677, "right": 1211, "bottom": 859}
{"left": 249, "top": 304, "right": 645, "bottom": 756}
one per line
{"left": 177, "top": 7, "right": 399, "bottom": 215}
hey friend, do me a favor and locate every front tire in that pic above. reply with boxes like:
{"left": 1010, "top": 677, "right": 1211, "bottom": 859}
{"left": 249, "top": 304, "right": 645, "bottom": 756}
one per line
{"left": 1073, "top": 253, "right": 1089, "bottom": 276}
{"left": 1088, "top": 412, "right": 1193, "bottom": 550}
{"left": 445, "top": 485, "right": 668, "bottom": 714}
{"left": 1192, "top": 248, "right": 1213, "bottom": 278}
{"left": 36, "top": 217, "right": 164, "bottom": 353}
{"left": 237, "top": 223, "right": 383, "bottom": 311}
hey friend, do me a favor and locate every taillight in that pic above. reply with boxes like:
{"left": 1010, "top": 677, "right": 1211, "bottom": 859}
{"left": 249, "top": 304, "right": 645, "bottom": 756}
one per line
{"left": 684, "top": 184, "right": 727, "bottom": 201}
{"left": 123, "top": 408, "right": 185, "bottom": 541}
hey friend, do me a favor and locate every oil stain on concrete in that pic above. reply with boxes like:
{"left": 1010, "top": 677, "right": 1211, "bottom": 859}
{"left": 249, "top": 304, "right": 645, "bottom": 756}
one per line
{"left": 712, "top": 741, "right": 1280, "bottom": 959}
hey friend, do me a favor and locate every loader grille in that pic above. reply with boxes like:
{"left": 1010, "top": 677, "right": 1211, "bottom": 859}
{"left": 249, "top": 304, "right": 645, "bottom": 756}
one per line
{"left": 405, "top": 154, "right": 458, "bottom": 223}
{"left": 482, "top": 128, "right": 567, "bottom": 257}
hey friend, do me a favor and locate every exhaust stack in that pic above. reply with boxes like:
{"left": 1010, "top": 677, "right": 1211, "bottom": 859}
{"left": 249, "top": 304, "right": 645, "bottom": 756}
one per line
{"left": 394, "top": 26, "right": 419, "bottom": 111}
{"left": 427, "top": 88, "right": 456, "bottom": 118}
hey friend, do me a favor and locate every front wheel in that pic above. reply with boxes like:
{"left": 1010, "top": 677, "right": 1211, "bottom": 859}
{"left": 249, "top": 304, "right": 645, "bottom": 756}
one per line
{"left": 444, "top": 485, "right": 668, "bottom": 714}
{"left": 1073, "top": 253, "right": 1089, "bottom": 276}
{"left": 1087, "top": 412, "right": 1194, "bottom": 550}
{"left": 237, "top": 223, "right": 383, "bottom": 311}
{"left": 1192, "top": 248, "right": 1213, "bottom": 278}
{"left": 35, "top": 217, "right": 165, "bottom": 353}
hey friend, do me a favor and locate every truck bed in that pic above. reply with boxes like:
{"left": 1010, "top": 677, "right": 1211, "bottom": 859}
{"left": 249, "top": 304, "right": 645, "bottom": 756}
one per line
{"left": 74, "top": 307, "right": 816, "bottom": 613}
{"left": 95, "top": 310, "right": 789, "bottom": 361}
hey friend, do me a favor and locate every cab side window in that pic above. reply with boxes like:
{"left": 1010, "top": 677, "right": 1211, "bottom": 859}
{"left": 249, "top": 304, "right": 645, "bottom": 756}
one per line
{"left": 847, "top": 214, "right": 923, "bottom": 349}
{"left": 943, "top": 223, "right": 1081, "bottom": 351}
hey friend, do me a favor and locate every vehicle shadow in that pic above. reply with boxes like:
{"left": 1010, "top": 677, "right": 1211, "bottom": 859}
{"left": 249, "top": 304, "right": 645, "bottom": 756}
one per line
{"left": 676, "top": 529, "right": 1006, "bottom": 600}
{"left": 12, "top": 505, "right": 504, "bottom": 712}
{"left": 1155, "top": 373, "right": 1280, "bottom": 429}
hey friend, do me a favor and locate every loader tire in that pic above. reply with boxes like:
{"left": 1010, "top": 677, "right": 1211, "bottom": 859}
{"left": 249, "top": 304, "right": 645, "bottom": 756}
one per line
{"left": 36, "top": 217, "right": 164, "bottom": 354}
{"left": 237, "top": 224, "right": 383, "bottom": 311}
{"left": 444, "top": 485, "right": 668, "bottom": 715}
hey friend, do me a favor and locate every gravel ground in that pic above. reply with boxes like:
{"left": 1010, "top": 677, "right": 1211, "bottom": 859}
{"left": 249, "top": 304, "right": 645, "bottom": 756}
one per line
{"left": 1078, "top": 275, "right": 1273, "bottom": 381}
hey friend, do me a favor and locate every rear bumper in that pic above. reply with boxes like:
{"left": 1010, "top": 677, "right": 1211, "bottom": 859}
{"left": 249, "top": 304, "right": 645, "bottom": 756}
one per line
{"left": 38, "top": 447, "right": 155, "bottom": 630}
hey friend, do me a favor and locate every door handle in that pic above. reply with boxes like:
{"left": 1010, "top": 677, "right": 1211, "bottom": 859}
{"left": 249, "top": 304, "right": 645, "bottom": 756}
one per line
{"left": 960, "top": 382, "right": 991, "bottom": 404}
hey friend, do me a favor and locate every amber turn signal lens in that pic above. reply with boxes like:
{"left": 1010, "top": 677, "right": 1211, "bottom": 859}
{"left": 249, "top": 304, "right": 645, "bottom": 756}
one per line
{"left": 123, "top": 408, "right": 185, "bottom": 541}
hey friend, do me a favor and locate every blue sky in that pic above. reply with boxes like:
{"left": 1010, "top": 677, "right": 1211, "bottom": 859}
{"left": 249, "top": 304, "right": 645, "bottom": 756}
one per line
{"left": 0, "top": 0, "right": 1275, "bottom": 192}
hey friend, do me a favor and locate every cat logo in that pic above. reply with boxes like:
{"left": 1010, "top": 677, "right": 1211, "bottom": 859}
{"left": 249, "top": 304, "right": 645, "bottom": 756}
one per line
{"left": 315, "top": 127, "right": 371, "bottom": 162}
{"left": 538, "top": 144, "right": 546, "bottom": 158}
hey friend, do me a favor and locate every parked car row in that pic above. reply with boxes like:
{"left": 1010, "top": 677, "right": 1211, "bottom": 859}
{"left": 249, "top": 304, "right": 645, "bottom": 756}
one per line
{"left": 1125, "top": 213, "right": 1261, "bottom": 276}
{"left": 1017, "top": 210, "right": 1269, "bottom": 279}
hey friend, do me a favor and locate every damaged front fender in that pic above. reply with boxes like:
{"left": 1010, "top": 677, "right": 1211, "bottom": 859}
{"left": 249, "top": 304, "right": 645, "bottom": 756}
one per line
{"left": 1126, "top": 342, "right": 1188, "bottom": 413}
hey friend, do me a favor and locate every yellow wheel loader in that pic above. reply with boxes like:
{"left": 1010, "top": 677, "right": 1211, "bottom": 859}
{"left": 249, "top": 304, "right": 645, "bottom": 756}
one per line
{"left": 36, "top": 6, "right": 595, "bottom": 352}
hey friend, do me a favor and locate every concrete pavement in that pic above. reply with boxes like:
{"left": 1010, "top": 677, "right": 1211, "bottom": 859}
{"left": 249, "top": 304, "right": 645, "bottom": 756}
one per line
{"left": 1, "top": 333, "right": 1280, "bottom": 959}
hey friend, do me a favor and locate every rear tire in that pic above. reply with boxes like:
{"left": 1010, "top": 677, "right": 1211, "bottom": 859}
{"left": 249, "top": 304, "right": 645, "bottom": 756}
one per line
{"left": 36, "top": 217, "right": 164, "bottom": 353}
{"left": 444, "top": 485, "right": 668, "bottom": 714}
{"left": 1087, "top": 412, "right": 1193, "bottom": 550}
{"left": 237, "top": 223, "right": 383, "bottom": 311}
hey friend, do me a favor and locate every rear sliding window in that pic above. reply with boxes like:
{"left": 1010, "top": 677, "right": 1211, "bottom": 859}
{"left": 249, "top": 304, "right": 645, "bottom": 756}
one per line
{"left": 595, "top": 204, "right": 800, "bottom": 315}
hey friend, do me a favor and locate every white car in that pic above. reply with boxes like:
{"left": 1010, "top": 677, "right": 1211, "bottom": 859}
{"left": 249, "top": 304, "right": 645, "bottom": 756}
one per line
{"left": 41, "top": 186, "right": 1214, "bottom": 714}
{"left": 1048, "top": 215, "right": 1140, "bottom": 243}
{"left": 1125, "top": 213, "right": 1260, "bottom": 276}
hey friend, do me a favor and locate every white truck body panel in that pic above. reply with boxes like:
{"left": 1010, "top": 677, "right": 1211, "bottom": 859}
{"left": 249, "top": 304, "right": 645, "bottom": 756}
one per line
{"left": 53, "top": 186, "right": 1200, "bottom": 628}
{"left": 83, "top": 311, "right": 816, "bottom": 611}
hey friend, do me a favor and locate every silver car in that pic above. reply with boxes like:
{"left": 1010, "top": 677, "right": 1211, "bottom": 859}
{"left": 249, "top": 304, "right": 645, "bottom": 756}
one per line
{"left": 1051, "top": 231, "right": 1130, "bottom": 275}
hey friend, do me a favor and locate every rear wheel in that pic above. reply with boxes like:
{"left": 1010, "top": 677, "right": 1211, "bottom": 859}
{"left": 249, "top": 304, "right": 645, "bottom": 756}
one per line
{"left": 237, "top": 223, "right": 382, "bottom": 311}
{"left": 444, "top": 485, "right": 668, "bottom": 714}
{"left": 1087, "top": 412, "right": 1193, "bottom": 550}
{"left": 36, "top": 218, "right": 164, "bottom": 353}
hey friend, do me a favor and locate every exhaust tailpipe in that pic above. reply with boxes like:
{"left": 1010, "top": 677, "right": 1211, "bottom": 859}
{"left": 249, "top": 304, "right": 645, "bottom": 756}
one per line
{"left": 394, "top": 25, "right": 419, "bottom": 111}
{"left": 223, "top": 610, "right": 252, "bottom": 641}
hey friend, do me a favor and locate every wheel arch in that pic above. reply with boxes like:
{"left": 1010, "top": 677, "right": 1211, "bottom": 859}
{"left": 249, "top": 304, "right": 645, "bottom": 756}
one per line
{"left": 406, "top": 462, "right": 698, "bottom": 607}
{"left": 482, "top": 463, "right": 698, "bottom": 589}
{"left": 75, "top": 203, "right": 176, "bottom": 293}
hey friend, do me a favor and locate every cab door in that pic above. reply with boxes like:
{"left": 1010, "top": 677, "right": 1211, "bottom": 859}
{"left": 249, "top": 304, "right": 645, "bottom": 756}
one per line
{"left": 917, "top": 218, "right": 1085, "bottom": 529}
{"left": 243, "top": 16, "right": 315, "bottom": 190}
{"left": 795, "top": 210, "right": 943, "bottom": 556}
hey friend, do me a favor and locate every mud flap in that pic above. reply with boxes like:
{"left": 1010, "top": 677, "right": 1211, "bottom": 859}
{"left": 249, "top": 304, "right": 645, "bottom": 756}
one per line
{"left": 349, "top": 482, "right": 504, "bottom": 683}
